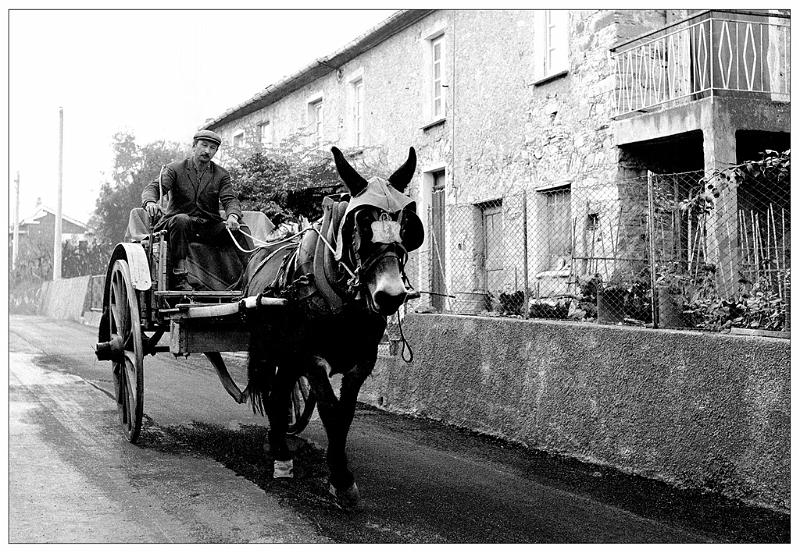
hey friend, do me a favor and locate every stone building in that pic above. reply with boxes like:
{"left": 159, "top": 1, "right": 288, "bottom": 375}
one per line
{"left": 204, "top": 9, "right": 790, "bottom": 313}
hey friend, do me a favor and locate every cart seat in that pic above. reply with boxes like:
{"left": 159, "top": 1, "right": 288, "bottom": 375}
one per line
{"left": 124, "top": 209, "right": 274, "bottom": 243}
{"left": 185, "top": 211, "right": 275, "bottom": 290}
{"left": 124, "top": 208, "right": 275, "bottom": 291}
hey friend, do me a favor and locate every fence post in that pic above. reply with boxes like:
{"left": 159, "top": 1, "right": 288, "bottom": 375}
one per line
{"left": 647, "top": 171, "right": 659, "bottom": 328}
{"left": 522, "top": 190, "right": 529, "bottom": 319}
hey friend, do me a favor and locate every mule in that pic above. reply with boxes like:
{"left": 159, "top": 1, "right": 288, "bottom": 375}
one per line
{"left": 243, "top": 146, "right": 423, "bottom": 511}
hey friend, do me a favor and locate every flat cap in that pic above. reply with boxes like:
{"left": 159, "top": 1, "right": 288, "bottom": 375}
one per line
{"left": 193, "top": 129, "right": 222, "bottom": 146}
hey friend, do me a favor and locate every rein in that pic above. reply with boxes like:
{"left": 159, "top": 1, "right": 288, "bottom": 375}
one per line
{"left": 309, "top": 226, "right": 357, "bottom": 280}
{"left": 227, "top": 226, "right": 306, "bottom": 254}
{"left": 227, "top": 224, "right": 356, "bottom": 280}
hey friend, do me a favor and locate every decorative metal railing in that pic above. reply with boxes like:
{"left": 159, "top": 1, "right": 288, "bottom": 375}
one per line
{"left": 612, "top": 10, "right": 790, "bottom": 117}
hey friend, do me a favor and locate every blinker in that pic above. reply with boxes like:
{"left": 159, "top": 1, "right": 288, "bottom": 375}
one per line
{"left": 371, "top": 212, "right": 402, "bottom": 245}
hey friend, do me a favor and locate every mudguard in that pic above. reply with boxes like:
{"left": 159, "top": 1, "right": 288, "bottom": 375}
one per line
{"left": 114, "top": 243, "right": 152, "bottom": 291}
{"left": 97, "top": 242, "right": 151, "bottom": 343}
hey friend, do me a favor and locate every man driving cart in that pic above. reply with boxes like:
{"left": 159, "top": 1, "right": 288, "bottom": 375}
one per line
{"left": 142, "top": 129, "right": 253, "bottom": 291}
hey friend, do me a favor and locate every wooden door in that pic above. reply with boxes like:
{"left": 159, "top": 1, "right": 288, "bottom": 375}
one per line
{"left": 430, "top": 171, "right": 446, "bottom": 310}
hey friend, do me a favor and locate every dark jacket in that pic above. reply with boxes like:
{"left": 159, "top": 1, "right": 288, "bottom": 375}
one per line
{"left": 141, "top": 158, "right": 243, "bottom": 225}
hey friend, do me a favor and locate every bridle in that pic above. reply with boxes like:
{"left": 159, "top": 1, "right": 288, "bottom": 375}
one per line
{"left": 342, "top": 207, "right": 417, "bottom": 360}
{"left": 340, "top": 208, "right": 412, "bottom": 313}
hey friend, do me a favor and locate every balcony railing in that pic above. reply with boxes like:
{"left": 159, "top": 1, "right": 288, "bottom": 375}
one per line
{"left": 611, "top": 10, "right": 790, "bottom": 118}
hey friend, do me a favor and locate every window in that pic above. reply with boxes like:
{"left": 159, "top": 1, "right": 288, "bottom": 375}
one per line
{"left": 308, "top": 99, "right": 323, "bottom": 146}
{"left": 422, "top": 21, "right": 448, "bottom": 126}
{"left": 535, "top": 10, "right": 569, "bottom": 83}
{"left": 232, "top": 130, "right": 245, "bottom": 149}
{"left": 257, "top": 121, "right": 271, "bottom": 146}
{"left": 352, "top": 79, "right": 365, "bottom": 146}
{"left": 542, "top": 186, "right": 572, "bottom": 270}
{"left": 431, "top": 34, "right": 445, "bottom": 119}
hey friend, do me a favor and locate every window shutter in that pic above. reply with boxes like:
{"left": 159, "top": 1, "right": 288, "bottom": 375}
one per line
{"left": 551, "top": 10, "right": 569, "bottom": 75}
{"left": 535, "top": 10, "right": 570, "bottom": 81}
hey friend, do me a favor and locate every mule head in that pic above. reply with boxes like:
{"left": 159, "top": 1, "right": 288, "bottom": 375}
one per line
{"left": 331, "top": 147, "right": 423, "bottom": 317}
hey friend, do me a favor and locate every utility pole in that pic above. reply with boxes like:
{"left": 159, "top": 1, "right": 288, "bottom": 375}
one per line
{"left": 53, "top": 107, "right": 63, "bottom": 280}
{"left": 12, "top": 171, "right": 19, "bottom": 270}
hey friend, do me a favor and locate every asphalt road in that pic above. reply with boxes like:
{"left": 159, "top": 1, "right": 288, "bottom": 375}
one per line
{"left": 8, "top": 315, "right": 789, "bottom": 544}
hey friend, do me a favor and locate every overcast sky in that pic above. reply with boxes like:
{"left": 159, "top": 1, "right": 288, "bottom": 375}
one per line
{"left": 8, "top": 8, "right": 395, "bottom": 224}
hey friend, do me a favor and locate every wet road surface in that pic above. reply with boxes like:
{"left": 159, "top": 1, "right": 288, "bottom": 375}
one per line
{"left": 8, "top": 315, "right": 789, "bottom": 543}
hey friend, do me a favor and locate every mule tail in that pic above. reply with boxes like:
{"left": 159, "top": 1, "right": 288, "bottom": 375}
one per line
{"left": 245, "top": 336, "right": 275, "bottom": 416}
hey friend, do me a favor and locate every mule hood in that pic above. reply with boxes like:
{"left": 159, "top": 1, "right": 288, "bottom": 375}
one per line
{"left": 335, "top": 177, "right": 423, "bottom": 260}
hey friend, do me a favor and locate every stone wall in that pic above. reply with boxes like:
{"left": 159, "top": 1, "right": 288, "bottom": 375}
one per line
{"left": 213, "top": 12, "right": 454, "bottom": 175}
{"left": 362, "top": 313, "right": 790, "bottom": 512}
{"left": 44, "top": 276, "right": 93, "bottom": 322}
{"left": 211, "top": 10, "right": 698, "bottom": 301}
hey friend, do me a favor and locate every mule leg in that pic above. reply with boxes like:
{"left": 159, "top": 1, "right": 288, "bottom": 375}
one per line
{"left": 305, "top": 354, "right": 375, "bottom": 510}
{"left": 265, "top": 365, "right": 298, "bottom": 474}
{"left": 332, "top": 358, "right": 376, "bottom": 482}
{"left": 302, "top": 356, "right": 349, "bottom": 484}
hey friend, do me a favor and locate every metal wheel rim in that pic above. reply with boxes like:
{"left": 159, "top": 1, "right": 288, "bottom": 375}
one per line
{"left": 108, "top": 259, "right": 144, "bottom": 443}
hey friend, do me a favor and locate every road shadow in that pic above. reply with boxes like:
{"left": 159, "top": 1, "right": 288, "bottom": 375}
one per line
{"left": 134, "top": 405, "right": 789, "bottom": 544}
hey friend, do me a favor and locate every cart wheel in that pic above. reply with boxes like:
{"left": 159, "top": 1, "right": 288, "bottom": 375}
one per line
{"left": 108, "top": 259, "right": 144, "bottom": 443}
{"left": 287, "top": 375, "right": 316, "bottom": 435}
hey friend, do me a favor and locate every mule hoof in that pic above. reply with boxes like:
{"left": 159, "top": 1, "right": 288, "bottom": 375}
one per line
{"left": 329, "top": 482, "right": 364, "bottom": 512}
{"left": 273, "top": 459, "right": 294, "bottom": 479}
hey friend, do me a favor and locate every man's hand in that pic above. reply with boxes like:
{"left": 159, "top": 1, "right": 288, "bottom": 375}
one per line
{"left": 226, "top": 214, "right": 240, "bottom": 231}
{"left": 145, "top": 202, "right": 162, "bottom": 219}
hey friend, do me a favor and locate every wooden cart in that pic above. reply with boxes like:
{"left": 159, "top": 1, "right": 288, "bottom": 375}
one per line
{"left": 94, "top": 215, "right": 315, "bottom": 443}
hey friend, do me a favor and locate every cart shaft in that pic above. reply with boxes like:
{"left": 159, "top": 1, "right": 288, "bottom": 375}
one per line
{"left": 177, "top": 295, "right": 288, "bottom": 319}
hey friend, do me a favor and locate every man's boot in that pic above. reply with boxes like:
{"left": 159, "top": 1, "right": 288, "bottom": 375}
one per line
{"left": 172, "top": 259, "right": 192, "bottom": 291}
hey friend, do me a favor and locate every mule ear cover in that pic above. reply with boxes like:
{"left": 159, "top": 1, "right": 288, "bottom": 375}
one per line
{"left": 331, "top": 146, "right": 368, "bottom": 197}
{"left": 400, "top": 205, "right": 424, "bottom": 252}
{"left": 388, "top": 147, "right": 417, "bottom": 193}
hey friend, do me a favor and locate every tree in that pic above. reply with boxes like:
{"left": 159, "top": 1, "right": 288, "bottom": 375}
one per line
{"left": 90, "top": 128, "right": 392, "bottom": 241}
{"left": 225, "top": 129, "right": 390, "bottom": 223}
{"left": 8, "top": 236, "right": 116, "bottom": 285}
{"left": 89, "top": 132, "right": 187, "bottom": 242}
{"left": 8, "top": 237, "right": 52, "bottom": 285}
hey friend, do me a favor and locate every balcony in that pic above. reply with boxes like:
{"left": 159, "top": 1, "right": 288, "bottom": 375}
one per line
{"left": 611, "top": 10, "right": 790, "bottom": 119}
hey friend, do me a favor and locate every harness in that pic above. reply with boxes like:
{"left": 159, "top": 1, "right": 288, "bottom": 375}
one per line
{"left": 243, "top": 194, "right": 408, "bottom": 318}
{"left": 234, "top": 189, "right": 417, "bottom": 361}
{"left": 293, "top": 195, "right": 351, "bottom": 316}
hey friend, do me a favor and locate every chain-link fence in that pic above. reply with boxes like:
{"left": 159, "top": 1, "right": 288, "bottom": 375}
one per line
{"left": 402, "top": 155, "right": 790, "bottom": 335}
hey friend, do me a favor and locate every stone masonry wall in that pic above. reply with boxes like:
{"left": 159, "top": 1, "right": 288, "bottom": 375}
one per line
{"left": 362, "top": 313, "right": 790, "bottom": 512}
{"left": 213, "top": 12, "right": 456, "bottom": 180}
{"left": 212, "top": 10, "right": 693, "bottom": 299}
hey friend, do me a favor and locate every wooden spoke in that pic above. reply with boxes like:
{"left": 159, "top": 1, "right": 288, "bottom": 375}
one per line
{"left": 109, "top": 272, "right": 126, "bottom": 336}
{"left": 288, "top": 385, "right": 301, "bottom": 428}
{"left": 286, "top": 375, "right": 316, "bottom": 436}
{"left": 115, "top": 360, "right": 127, "bottom": 420}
